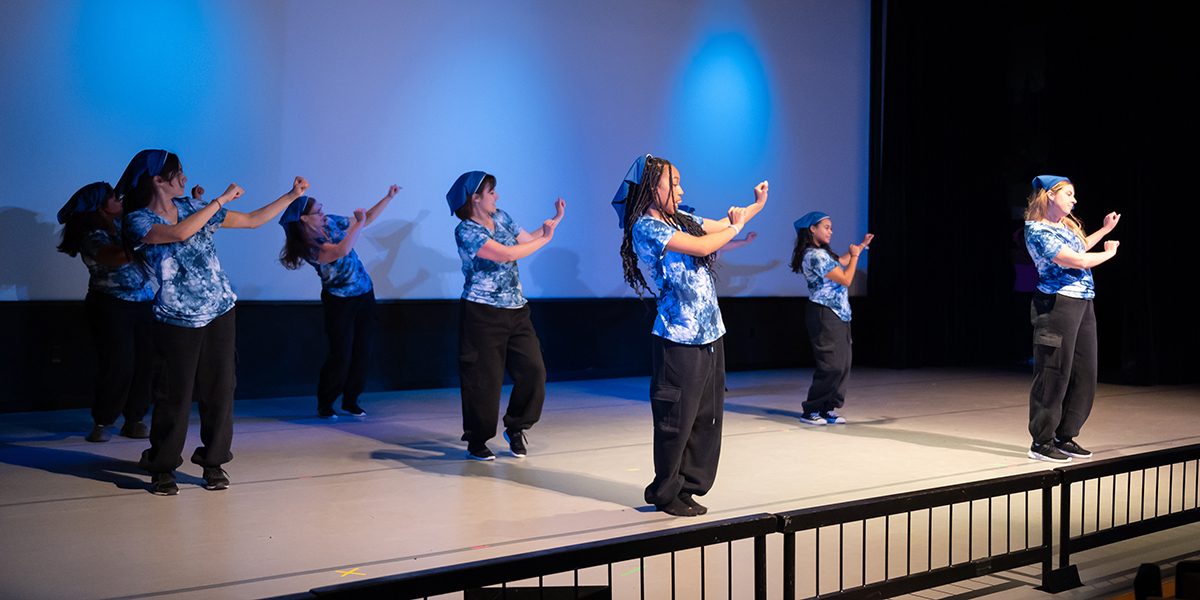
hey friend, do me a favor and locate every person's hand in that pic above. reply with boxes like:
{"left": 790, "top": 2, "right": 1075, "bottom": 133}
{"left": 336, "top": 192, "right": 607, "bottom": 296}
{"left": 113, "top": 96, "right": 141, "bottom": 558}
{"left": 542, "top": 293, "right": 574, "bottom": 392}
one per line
{"left": 352, "top": 208, "right": 367, "bottom": 224}
{"left": 753, "top": 180, "right": 769, "bottom": 205}
{"left": 218, "top": 183, "right": 244, "bottom": 204}
{"left": 861, "top": 233, "right": 875, "bottom": 248}
{"left": 1104, "top": 240, "right": 1120, "bottom": 253}
{"left": 541, "top": 218, "right": 560, "bottom": 239}
{"left": 291, "top": 176, "right": 309, "bottom": 196}
{"left": 1103, "top": 212, "right": 1121, "bottom": 230}
{"left": 728, "top": 206, "right": 747, "bottom": 226}
{"left": 385, "top": 184, "right": 400, "bottom": 199}
{"left": 552, "top": 197, "right": 566, "bottom": 221}
{"left": 191, "top": 185, "right": 205, "bottom": 201}
{"left": 849, "top": 242, "right": 865, "bottom": 257}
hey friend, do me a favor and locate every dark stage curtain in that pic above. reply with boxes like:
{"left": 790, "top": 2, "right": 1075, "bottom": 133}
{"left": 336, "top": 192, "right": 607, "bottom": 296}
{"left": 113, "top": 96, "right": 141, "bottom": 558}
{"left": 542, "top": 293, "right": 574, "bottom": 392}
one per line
{"left": 869, "top": 1, "right": 1198, "bottom": 384}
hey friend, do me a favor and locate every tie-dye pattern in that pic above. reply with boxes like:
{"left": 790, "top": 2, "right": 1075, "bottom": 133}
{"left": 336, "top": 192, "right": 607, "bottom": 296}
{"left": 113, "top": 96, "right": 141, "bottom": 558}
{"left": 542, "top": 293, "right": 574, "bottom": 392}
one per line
{"left": 455, "top": 208, "right": 526, "bottom": 308}
{"left": 79, "top": 225, "right": 155, "bottom": 302}
{"left": 1024, "top": 221, "right": 1094, "bottom": 299}
{"left": 125, "top": 197, "right": 237, "bottom": 327}
{"left": 801, "top": 248, "right": 852, "bottom": 322}
{"left": 304, "top": 214, "right": 373, "bottom": 297}
{"left": 632, "top": 213, "right": 726, "bottom": 345}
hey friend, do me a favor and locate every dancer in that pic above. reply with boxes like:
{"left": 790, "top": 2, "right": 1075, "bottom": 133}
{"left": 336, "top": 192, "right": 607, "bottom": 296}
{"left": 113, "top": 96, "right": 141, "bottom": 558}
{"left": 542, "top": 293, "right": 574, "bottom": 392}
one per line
{"left": 56, "top": 182, "right": 155, "bottom": 442}
{"left": 446, "top": 171, "right": 564, "bottom": 461}
{"left": 120, "top": 148, "right": 308, "bottom": 495}
{"left": 789, "top": 212, "right": 873, "bottom": 425}
{"left": 278, "top": 185, "right": 399, "bottom": 418}
{"left": 1023, "top": 175, "right": 1119, "bottom": 463}
{"left": 614, "top": 154, "right": 767, "bottom": 517}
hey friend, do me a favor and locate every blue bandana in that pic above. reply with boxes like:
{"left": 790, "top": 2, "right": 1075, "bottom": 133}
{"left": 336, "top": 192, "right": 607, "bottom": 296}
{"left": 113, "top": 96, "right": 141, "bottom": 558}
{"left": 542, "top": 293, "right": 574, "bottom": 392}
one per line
{"left": 57, "top": 181, "right": 113, "bottom": 224}
{"left": 278, "top": 195, "right": 310, "bottom": 228}
{"left": 1032, "top": 175, "right": 1071, "bottom": 192}
{"left": 613, "top": 154, "right": 651, "bottom": 228}
{"left": 446, "top": 171, "right": 487, "bottom": 215}
{"left": 115, "top": 149, "right": 169, "bottom": 198}
{"left": 794, "top": 211, "right": 830, "bottom": 233}
{"left": 677, "top": 204, "right": 696, "bottom": 214}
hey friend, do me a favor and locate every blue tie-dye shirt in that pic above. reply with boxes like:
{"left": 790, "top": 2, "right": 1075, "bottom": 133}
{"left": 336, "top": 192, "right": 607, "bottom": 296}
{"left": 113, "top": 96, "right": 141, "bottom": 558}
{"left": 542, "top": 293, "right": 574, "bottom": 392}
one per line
{"left": 125, "top": 197, "right": 237, "bottom": 328}
{"left": 304, "top": 214, "right": 373, "bottom": 298}
{"left": 801, "top": 247, "right": 851, "bottom": 322}
{"left": 1024, "top": 221, "right": 1094, "bottom": 299}
{"left": 455, "top": 209, "right": 526, "bottom": 308}
{"left": 632, "top": 213, "right": 726, "bottom": 345}
{"left": 79, "top": 225, "right": 155, "bottom": 302}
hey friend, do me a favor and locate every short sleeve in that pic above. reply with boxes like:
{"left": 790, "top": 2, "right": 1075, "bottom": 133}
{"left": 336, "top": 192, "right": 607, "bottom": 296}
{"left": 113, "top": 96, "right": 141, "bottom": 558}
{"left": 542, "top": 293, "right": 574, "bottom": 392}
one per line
{"left": 633, "top": 218, "right": 676, "bottom": 260}
{"left": 805, "top": 249, "right": 838, "bottom": 278}
{"left": 1025, "top": 224, "right": 1064, "bottom": 261}
{"left": 456, "top": 221, "right": 489, "bottom": 260}
{"left": 124, "top": 210, "right": 156, "bottom": 244}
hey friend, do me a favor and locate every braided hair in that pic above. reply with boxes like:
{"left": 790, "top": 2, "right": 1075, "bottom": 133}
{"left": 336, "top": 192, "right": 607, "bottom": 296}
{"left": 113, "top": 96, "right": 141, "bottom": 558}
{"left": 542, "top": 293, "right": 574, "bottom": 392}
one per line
{"left": 619, "top": 157, "right": 716, "bottom": 296}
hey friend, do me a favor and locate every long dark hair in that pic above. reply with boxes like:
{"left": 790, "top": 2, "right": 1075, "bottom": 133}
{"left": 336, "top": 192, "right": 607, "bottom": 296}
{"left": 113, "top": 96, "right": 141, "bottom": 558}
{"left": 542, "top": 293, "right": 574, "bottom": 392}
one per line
{"left": 279, "top": 197, "right": 318, "bottom": 270}
{"left": 789, "top": 225, "right": 838, "bottom": 273}
{"left": 619, "top": 157, "right": 715, "bottom": 296}
{"left": 57, "top": 210, "right": 112, "bottom": 257}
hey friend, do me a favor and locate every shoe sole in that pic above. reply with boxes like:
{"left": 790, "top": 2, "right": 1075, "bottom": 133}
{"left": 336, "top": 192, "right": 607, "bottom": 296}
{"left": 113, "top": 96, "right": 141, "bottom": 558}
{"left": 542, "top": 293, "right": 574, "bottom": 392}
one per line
{"left": 799, "top": 419, "right": 826, "bottom": 426}
{"left": 466, "top": 452, "right": 495, "bottom": 461}
{"left": 1027, "top": 450, "right": 1071, "bottom": 463}
{"left": 1058, "top": 450, "right": 1092, "bottom": 458}
{"left": 150, "top": 487, "right": 179, "bottom": 496}
{"left": 204, "top": 483, "right": 230, "bottom": 491}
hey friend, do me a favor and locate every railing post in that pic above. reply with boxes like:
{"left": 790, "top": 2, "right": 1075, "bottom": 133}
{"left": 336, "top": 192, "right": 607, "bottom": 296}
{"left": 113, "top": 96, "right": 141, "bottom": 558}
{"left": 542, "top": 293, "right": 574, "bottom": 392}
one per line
{"left": 783, "top": 531, "right": 795, "bottom": 600}
{"left": 1040, "top": 470, "right": 1082, "bottom": 592}
{"left": 755, "top": 534, "right": 767, "bottom": 600}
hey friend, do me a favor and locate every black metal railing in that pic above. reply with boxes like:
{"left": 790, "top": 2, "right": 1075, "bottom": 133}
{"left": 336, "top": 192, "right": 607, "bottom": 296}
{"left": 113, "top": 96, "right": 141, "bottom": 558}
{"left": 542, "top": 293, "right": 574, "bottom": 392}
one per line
{"left": 279, "top": 444, "right": 1200, "bottom": 600}
{"left": 301, "top": 513, "right": 776, "bottom": 599}
{"left": 1048, "top": 443, "right": 1200, "bottom": 587}
{"left": 775, "top": 471, "right": 1058, "bottom": 599}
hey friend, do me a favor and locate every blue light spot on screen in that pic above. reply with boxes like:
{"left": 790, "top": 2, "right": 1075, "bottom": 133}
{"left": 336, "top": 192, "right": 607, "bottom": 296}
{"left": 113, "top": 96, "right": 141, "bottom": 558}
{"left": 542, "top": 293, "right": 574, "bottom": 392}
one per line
{"left": 669, "top": 30, "right": 772, "bottom": 178}
{"left": 70, "top": 0, "right": 216, "bottom": 124}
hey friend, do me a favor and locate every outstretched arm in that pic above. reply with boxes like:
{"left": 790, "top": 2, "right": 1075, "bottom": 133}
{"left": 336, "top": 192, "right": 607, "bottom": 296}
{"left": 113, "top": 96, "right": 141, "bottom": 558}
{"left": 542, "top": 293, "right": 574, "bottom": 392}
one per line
{"left": 222, "top": 176, "right": 310, "bottom": 229}
{"left": 839, "top": 233, "right": 874, "bottom": 267}
{"left": 139, "top": 184, "right": 243, "bottom": 244}
{"left": 364, "top": 185, "right": 400, "bottom": 227}
{"left": 701, "top": 181, "right": 769, "bottom": 233}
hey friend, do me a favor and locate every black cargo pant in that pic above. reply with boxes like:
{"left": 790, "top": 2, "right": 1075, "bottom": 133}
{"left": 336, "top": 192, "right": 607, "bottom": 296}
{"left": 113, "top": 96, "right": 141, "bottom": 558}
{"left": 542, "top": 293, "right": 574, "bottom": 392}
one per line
{"left": 802, "top": 302, "right": 852, "bottom": 414}
{"left": 1028, "top": 292, "right": 1096, "bottom": 445}
{"left": 644, "top": 336, "right": 726, "bottom": 508}
{"left": 458, "top": 301, "right": 546, "bottom": 446}
{"left": 85, "top": 291, "right": 154, "bottom": 426}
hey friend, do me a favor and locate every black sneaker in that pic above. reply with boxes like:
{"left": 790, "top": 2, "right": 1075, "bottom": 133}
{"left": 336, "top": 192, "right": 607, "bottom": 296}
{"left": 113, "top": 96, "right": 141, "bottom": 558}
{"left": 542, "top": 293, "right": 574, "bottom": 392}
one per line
{"left": 504, "top": 430, "right": 528, "bottom": 458}
{"left": 466, "top": 445, "right": 495, "bottom": 461}
{"left": 679, "top": 493, "right": 708, "bottom": 515}
{"left": 317, "top": 406, "right": 338, "bottom": 419}
{"left": 1028, "top": 442, "right": 1072, "bottom": 463}
{"left": 1055, "top": 438, "right": 1093, "bottom": 458}
{"left": 656, "top": 497, "right": 701, "bottom": 517}
{"left": 85, "top": 424, "right": 111, "bottom": 443}
{"left": 119, "top": 421, "right": 149, "bottom": 439}
{"left": 798, "top": 412, "right": 826, "bottom": 426}
{"left": 150, "top": 472, "right": 178, "bottom": 496}
{"left": 341, "top": 403, "right": 367, "bottom": 417}
{"left": 202, "top": 467, "right": 230, "bottom": 491}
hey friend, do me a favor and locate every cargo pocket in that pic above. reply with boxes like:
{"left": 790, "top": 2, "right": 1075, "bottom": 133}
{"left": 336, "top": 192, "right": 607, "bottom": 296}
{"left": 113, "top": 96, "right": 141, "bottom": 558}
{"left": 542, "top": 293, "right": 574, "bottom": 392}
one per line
{"left": 650, "top": 385, "right": 683, "bottom": 434}
{"left": 1033, "top": 330, "right": 1063, "bottom": 371}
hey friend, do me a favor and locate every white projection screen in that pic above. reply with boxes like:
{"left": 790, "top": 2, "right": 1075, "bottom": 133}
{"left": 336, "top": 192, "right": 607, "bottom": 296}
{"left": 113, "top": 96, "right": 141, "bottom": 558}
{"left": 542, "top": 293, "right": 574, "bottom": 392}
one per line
{"left": 0, "top": 0, "right": 870, "bottom": 301}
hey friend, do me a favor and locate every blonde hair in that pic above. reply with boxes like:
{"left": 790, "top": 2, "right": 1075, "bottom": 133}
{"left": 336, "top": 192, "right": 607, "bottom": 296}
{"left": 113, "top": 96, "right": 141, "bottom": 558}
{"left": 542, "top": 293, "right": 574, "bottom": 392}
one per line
{"left": 1025, "top": 181, "right": 1085, "bottom": 242}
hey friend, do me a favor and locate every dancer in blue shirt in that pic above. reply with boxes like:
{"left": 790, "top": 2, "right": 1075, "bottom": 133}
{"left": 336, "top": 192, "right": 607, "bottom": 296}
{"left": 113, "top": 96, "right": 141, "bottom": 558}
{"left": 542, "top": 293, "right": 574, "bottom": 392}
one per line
{"left": 614, "top": 154, "right": 767, "bottom": 517}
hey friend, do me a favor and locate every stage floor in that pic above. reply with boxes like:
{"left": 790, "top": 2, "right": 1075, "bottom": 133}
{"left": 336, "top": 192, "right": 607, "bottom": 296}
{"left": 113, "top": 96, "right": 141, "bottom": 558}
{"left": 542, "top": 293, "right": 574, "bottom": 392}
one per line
{"left": 1, "top": 368, "right": 1198, "bottom": 599}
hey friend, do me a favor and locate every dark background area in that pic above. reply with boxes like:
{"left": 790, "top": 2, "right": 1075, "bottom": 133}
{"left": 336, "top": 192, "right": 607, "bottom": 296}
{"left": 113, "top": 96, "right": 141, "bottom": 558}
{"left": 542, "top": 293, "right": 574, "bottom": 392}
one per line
{"left": 2, "top": 1, "right": 1196, "bottom": 413}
